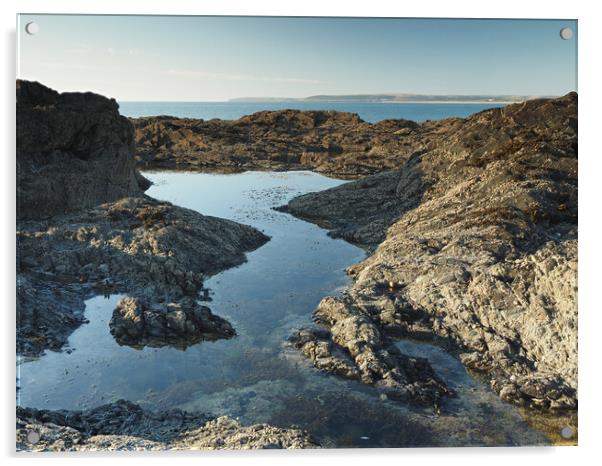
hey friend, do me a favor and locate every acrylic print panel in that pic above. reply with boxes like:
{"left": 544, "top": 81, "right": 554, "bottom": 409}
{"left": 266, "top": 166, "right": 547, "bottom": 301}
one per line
{"left": 16, "top": 15, "right": 578, "bottom": 451}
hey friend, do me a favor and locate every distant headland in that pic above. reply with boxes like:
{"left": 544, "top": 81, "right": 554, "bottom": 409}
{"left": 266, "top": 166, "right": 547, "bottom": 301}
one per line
{"left": 229, "top": 93, "right": 553, "bottom": 104}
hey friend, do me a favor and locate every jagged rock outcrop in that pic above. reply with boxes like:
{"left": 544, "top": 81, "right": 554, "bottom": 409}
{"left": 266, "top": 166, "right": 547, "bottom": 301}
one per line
{"left": 109, "top": 296, "right": 235, "bottom": 348}
{"left": 17, "top": 80, "right": 149, "bottom": 220}
{"left": 16, "top": 82, "right": 269, "bottom": 356}
{"left": 17, "top": 400, "right": 317, "bottom": 451}
{"left": 17, "top": 195, "right": 268, "bottom": 356}
{"left": 131, "top": 110, "right": 455, "bottom": 178}
{"left": 290, "top": 296, "right": 454, "bottom": 407}
{"left": 284, "top": 93, "right": 578, "bottom": 411}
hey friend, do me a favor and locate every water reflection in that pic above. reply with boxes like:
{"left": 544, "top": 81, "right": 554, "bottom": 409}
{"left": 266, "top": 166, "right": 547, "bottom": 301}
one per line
{"left": 17, "top": 171, "right": 548, "bottom": 447}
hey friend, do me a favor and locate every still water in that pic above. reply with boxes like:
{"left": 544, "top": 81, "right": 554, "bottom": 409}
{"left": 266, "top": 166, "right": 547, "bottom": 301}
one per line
{"left": 17, "top": 171, "right": 547, "bottom": 447}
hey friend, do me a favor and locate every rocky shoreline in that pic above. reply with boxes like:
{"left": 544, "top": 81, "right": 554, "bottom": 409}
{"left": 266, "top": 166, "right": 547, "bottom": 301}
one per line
{"left": 17, "top": 400, "right": 316, "bottom": 451}
{"left": 282, "top": 93, "right": 578, "bottom": 412}
{"left": 289, "top": 297, "right": 454, "bottom": 409}
{"left": 131, "top": 110, "right": 466, "bottom": 179}
{"left": 16, "top": 79, "right": 577, "bottom": 450}
{"left": 17, "top": 196, "right": 268, "bottom": 356}
{"left": 17, "top": 81, "right": 269, "bottom": 358}
{"left": 16, "top": 81, "right": 305, "bottom": 451}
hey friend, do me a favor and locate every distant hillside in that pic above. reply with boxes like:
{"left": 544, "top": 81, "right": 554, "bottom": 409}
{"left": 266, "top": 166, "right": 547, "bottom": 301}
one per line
{"left": 230, "top": 93, "right": 549, "bottom": 103}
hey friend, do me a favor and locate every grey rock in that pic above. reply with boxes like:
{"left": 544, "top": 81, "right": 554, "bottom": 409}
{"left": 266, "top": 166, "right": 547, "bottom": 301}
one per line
{"left": 291, "top": 296, "right": 454, "bottom": 406}
{"left": 16, "top": 81, "right": 270, "bottom": 357}
{"left": 17, "top": 196, "right": 268, "bottom": 356}
{"left": 16, "top": 400, "right": 317, "bottom": 451}
{"left": 284, "top": 93, "right": 578, "bottom": 411}
{"left": 110, "top": 296, "right": 235, "bottom": 349}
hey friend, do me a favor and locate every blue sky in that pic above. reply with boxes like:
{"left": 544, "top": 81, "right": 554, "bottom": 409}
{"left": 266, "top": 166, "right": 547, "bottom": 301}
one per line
{"left": 17, "top": 15, "right": 577, "bottom": 101}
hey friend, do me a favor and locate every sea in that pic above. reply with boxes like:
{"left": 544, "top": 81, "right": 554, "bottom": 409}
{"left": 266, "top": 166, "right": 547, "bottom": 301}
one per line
{"left": 118, "top": 101, "right": 507, "bottom": 123}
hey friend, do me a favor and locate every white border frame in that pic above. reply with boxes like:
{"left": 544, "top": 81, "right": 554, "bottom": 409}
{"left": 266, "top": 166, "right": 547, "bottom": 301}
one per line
{"left": 2, "top": 1, "right": 599, "bottom": 465}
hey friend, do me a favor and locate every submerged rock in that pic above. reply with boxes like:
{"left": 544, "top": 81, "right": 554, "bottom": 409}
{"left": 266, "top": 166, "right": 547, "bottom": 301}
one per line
{"left": 284, "top": 93, "right": 578, "bottom": 411}
{"left": 16, "top": 400, "right": 317, "bottom": 451}
{"left": 290, "top": 296, "right": 454, "bottom": 407}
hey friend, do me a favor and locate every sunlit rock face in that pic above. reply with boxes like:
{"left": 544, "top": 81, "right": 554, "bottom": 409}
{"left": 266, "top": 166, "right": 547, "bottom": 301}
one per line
{"left": 285, "top": 93, "right": 578, "bottom": 411}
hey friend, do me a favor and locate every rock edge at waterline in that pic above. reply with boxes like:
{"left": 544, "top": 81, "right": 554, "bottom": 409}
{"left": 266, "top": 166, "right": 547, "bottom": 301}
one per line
{"left": 17, "top": 80, "right": 269, "bottom": 356}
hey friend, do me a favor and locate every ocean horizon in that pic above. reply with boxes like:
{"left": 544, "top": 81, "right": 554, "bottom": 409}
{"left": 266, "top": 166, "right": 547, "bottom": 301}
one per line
{"left": 118, "top": 101, "right": 507, "bottom": 124}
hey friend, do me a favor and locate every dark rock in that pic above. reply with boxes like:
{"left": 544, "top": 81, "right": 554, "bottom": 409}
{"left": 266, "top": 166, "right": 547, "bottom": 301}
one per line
{"left": 17, "top": 80, "right": 148, "bottom": 220}
{"left": 131, "top": 110, "right": 449, "bottom": 179}
{"left": 110, "top": 296, "right": 235, "bottom": 349}
{"left": 16, "top": 81, "right": 270, "bottom": 357}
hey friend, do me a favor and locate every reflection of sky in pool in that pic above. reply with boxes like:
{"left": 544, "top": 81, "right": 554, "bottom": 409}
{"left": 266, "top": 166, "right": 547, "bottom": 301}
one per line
{"left": 17, "top": 171, "right": 548, "bottom": 447}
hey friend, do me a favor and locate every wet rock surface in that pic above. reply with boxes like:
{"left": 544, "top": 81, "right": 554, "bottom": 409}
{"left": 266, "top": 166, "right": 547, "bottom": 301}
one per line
{"left": 284, "top": 94, "right": 578, "bottom": 411}
{"left": 132, "top": 110, "right": 456, "bottom": 179}
{"left": 16, "top": 400, "right": 317, "bottom": 451}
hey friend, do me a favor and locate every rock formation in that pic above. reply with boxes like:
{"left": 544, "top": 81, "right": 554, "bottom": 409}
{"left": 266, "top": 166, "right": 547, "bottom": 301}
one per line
{"left": 283, "top": 93, "right": 578, "bottom": 411}
{"left": 109, "top": 296, "right": 235, "bottom": 348}
{"left": 16, "top": 79, "right": 578, "bottom": 450}
{"left": 17, "top": 400, "right": 317, "bottom": 451}
{"left": 289, "top": 296, "right": 454, "bottom": 407}
{"left": 16, "top": 81, "right": 269, "bottom": 356}
{"left": 17, "top": 80, "right": 149, "bottom": 220}
{"left": 131, "top": 110, "right": 451, "bottom": 178}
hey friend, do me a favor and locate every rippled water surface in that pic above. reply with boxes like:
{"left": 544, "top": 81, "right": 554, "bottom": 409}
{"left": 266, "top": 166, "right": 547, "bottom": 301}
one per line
{"left": 17, "top": 171, "right": 548, "bottom": 447}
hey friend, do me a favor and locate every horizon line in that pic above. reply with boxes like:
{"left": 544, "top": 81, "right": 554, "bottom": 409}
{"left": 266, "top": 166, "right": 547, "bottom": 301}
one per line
{"left": 116, "top": 93, "right": 567, "bottom": 104}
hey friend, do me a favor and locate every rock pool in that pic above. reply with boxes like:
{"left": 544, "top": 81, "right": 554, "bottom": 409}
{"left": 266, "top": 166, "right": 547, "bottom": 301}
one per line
{"left": 17, "top": 171, "right": 548, "bottom": 447}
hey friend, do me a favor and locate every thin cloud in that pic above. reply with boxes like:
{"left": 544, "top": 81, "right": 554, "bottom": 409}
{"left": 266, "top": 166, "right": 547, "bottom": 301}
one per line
{"left": 65, "top": 43, "right": 94, "bottom": 54}
{"left": 20, "top": 59, "right": 100, "bottom": 71}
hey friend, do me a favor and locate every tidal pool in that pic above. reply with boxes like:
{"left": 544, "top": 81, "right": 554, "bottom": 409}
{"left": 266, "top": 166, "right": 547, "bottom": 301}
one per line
{"left": 17, "top": 171, "right": 548, "bottom": 447}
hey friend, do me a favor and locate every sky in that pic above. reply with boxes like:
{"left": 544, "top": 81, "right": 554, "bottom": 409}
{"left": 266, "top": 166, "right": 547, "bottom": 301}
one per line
{"left": 17, "top": 15, "right": 577, "bottom": 101}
